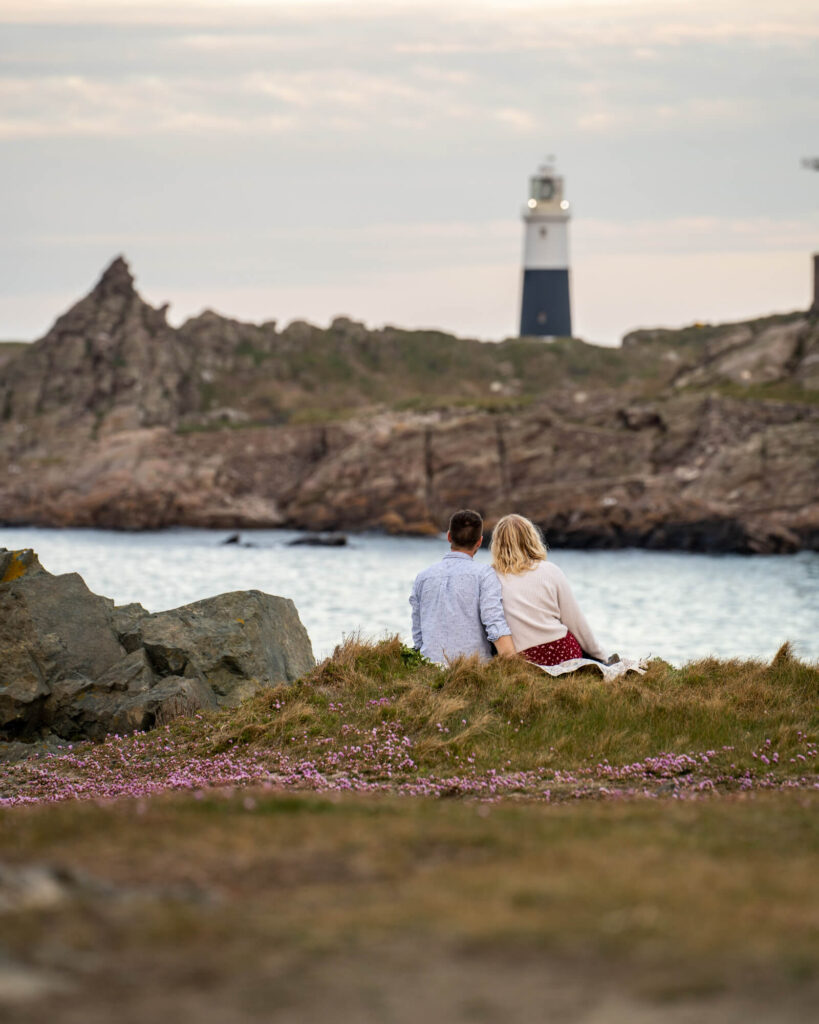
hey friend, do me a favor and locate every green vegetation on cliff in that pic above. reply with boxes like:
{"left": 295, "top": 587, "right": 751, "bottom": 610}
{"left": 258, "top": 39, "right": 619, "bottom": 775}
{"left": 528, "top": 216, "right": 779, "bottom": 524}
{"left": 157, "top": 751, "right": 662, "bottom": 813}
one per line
{"left": 179, "top": 309, "right": 817, "bottom": 428}
{"left": 180, "top": 324, "right": 662, "bottom": 427}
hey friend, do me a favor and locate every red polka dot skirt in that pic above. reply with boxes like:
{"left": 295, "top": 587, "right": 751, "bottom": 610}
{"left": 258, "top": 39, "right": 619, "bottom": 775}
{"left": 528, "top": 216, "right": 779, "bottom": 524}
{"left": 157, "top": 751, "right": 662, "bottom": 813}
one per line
{"left": 520, "top": 630, "right": 584, "bottom": 667}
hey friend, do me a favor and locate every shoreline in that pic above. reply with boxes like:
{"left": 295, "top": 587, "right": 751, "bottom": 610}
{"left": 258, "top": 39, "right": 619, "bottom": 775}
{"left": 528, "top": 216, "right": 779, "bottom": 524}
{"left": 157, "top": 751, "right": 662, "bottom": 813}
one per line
{"left": 2, "top": 532, "right": 818, "bottom": 668}
{"left": 2, "top": 518, "right": 817, "bottom": 556}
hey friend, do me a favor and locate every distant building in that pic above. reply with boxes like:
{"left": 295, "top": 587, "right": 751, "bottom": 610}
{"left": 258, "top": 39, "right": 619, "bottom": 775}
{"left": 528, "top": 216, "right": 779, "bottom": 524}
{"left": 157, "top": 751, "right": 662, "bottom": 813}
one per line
{"left": 519, "top": 162, "right": 572, "bottom": 338}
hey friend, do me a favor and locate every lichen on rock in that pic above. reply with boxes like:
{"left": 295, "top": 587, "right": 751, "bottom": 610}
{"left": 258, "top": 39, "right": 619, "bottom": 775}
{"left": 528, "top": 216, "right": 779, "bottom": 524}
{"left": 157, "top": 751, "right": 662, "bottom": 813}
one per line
{"left": 0, "top": 549, "right": 45, "bottom": 584}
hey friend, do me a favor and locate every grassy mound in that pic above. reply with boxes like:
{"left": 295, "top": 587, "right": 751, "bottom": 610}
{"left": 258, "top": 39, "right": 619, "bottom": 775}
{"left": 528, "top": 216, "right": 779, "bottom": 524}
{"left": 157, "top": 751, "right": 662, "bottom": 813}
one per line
{"left": 3, "top": 639, "right": 816, "bottom": 806}
{"left": 214, "top": 638, "right": 818, "bottom": 781}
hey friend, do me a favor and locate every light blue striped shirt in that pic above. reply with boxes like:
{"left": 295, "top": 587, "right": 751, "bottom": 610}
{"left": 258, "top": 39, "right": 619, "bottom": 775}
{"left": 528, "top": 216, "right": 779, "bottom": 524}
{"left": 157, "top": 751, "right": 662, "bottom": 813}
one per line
{"left": 409, "top": 551, "right": 511, "bottom": 664}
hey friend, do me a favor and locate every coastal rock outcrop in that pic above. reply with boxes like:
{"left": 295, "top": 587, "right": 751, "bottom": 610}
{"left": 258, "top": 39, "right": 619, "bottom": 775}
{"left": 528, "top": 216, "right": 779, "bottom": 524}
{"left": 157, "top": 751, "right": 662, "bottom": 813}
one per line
{"left": 1, "top": 258, "right": 817, "bottom": 553}
{"left": 0, "top": 548, "right": 315, "bottom": 744}
{"left": 135, "top": 590, "right": 316, "bottom": 706}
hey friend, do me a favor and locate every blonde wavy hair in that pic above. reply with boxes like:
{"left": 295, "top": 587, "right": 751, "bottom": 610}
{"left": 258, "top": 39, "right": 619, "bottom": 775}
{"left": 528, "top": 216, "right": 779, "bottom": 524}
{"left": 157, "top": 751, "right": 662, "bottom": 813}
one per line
{"left": 490, "top": 514, "right": 548, "bottom": 575}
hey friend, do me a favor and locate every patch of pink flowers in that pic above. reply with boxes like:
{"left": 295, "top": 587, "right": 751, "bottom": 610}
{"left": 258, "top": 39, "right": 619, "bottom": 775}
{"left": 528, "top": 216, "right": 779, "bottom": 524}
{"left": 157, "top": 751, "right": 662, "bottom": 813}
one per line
{"left": 1, "top": 723, "right": 817, "bottom": 809}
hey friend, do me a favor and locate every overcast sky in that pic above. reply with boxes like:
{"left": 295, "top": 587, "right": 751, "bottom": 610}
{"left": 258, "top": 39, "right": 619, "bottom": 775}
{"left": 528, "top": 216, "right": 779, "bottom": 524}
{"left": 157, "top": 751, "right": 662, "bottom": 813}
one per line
{"left": 1, "top": 0, "right": 817, "bottom": 346}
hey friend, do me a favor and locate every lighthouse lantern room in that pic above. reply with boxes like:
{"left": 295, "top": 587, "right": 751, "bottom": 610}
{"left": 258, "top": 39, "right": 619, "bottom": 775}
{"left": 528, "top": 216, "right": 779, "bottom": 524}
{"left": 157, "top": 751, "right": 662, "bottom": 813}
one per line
{"left": 519, "top": 161, "right": 572, "bottom": 338}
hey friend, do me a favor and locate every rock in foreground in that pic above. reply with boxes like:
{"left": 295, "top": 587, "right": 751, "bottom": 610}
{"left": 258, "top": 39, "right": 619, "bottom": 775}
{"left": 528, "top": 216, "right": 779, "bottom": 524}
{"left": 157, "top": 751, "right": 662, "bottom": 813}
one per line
{"left": 0, "top": 548, "right": 315, "bottom": 743}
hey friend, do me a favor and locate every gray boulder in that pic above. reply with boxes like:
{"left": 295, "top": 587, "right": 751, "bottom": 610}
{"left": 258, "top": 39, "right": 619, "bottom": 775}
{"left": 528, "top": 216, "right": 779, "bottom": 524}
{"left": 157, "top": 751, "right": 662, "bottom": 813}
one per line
{"left": 0, "top": 562, "right": 125, "bottom": 738}
{"left": 41, "top": 649, "right": 197, "bottom": 741}
{"left": 139, "top": 590, "right": 315, "bottom": 707}
{"left": 0, "top": 548, "right": 315, "bottom": 742}
{"left": 113, "top": 602, "right": 151, "bottom": 653}
{"left": 107, "top": 673, "right": 218, "bottom": 736}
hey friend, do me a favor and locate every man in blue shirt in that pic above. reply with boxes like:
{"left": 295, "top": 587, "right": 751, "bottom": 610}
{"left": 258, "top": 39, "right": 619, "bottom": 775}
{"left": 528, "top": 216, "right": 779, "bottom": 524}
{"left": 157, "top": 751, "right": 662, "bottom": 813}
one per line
{"left": 409, "top": 509, "right": 515, "bottom": 664}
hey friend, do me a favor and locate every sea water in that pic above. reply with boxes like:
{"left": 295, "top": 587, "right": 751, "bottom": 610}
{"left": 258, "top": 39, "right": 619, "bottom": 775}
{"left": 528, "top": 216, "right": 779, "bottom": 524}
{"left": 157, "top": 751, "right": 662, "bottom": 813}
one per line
{"left": 0, "top": 526, "right": 816, "bottom": 666}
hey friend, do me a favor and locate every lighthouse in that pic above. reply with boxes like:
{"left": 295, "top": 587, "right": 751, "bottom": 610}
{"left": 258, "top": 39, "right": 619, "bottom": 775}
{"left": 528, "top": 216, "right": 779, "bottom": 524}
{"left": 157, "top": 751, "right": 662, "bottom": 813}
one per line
{"left": 519, "top": 161, "right": 572, "bottom": 338}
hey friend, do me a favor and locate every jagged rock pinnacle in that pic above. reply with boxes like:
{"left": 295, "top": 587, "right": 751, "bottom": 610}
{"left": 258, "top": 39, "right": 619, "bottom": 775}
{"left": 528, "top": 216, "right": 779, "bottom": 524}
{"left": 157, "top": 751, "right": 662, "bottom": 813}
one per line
{"left": 92, "top": 255, "right": 136, "bottom": 300}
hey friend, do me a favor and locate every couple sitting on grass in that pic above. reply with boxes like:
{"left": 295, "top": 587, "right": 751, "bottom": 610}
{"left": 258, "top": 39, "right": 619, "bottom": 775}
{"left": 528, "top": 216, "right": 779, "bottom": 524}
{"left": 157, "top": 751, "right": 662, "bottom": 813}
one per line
{"left": 410, "top": 509, "right": 626, "bottom": 677}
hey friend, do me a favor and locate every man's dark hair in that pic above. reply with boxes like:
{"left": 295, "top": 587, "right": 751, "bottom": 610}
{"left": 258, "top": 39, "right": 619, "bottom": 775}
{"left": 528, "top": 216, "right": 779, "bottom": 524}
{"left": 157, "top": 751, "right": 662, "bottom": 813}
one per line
{"left": 448, "top": 509, "right": 483, "bottom": 549}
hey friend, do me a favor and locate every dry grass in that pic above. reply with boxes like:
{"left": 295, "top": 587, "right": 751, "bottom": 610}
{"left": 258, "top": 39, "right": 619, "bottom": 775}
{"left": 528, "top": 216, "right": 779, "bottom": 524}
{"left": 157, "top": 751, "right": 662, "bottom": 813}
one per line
{"left": 210, "top": 637, "right": 819, "bottom": 780}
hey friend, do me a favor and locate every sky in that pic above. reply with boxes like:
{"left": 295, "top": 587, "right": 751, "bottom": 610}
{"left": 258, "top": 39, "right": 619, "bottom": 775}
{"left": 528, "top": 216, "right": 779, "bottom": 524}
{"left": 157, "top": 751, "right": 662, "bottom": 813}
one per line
{"left": 1, "top": 0, "right": 818, "bottom": 346}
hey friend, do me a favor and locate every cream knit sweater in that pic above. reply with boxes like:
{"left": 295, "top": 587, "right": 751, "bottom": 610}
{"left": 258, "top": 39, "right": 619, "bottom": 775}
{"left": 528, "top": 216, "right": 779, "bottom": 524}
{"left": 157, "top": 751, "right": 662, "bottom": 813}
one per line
{"left": 496, "top": 560, "right": 607, "bottom": 661}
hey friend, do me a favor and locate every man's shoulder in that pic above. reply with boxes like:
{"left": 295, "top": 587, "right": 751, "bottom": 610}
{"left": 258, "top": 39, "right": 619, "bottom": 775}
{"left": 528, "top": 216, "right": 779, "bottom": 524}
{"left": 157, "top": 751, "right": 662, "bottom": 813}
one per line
{"left": 450, "top": 557, "right": 495, "bottom": 581}
{"left": 476, "top": 562, "right": 500, "bottom": 582}
{"left": 414, "top": 556, "right": 490, "bottom": 583}
{"left": 413, "top": 558, "right": 448, "bottom": 583}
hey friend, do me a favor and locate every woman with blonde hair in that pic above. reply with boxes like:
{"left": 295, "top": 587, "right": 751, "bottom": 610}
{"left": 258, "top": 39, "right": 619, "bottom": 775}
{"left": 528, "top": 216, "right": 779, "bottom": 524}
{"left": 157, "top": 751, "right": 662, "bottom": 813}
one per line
{"left": 490, "top": 514, "right": 609, "bottom": 667}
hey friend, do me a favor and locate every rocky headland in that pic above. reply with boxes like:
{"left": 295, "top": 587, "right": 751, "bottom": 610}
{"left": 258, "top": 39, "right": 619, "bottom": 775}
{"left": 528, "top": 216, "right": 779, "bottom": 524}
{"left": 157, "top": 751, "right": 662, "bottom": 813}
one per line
{"left": 1, "top": 257, "right": 817, "bottom": 552}
{"left": 0, "top": 547, "right": 314, "bottom": 747}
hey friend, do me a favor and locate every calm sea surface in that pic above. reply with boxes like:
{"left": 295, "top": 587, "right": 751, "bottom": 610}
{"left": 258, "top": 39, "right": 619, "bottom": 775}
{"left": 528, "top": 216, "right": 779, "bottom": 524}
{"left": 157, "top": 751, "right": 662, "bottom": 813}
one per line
{"left": 1, "top": 527, "right": 817, "bottom": 666}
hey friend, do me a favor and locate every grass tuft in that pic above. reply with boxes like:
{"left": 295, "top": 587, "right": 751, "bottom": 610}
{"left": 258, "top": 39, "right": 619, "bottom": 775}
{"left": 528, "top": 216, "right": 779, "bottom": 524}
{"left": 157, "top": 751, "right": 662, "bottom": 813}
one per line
{"left": 209, "top": 637, "right": 818, "bottom": 783}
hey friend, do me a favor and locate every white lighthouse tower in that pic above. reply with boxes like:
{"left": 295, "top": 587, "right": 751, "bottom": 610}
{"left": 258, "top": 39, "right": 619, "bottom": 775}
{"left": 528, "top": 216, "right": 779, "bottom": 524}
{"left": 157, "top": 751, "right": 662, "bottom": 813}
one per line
{"left": 519, "top": 160, "right": 572, "bottom": 338}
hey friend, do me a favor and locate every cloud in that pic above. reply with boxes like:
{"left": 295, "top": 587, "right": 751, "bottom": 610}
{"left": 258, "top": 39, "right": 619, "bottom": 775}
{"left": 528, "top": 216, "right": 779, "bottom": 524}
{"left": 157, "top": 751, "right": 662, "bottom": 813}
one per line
{"left": 575, "top": 97, "right": 759, "bottom": 134}
{"left": 0, "top": 63, "right": 545, "bottom": 140}
{"left": 1, "top": 1, "right": 816, "bottom": 142}
{"left": 1, "top": 1, "right": 816, "bottom": 345}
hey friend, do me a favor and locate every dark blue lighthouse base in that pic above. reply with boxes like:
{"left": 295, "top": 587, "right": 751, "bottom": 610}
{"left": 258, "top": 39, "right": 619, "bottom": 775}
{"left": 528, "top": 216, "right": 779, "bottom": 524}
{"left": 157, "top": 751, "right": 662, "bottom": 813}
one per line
{"left": 519, "top": 269, "right": 572, "bottom": 337}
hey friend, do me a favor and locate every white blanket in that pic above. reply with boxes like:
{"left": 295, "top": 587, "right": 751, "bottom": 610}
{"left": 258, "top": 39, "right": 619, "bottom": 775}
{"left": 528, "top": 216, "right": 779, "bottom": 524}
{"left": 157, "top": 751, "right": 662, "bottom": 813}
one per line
{"left": 537, "top": 656, "right": 647, "bottom": 682}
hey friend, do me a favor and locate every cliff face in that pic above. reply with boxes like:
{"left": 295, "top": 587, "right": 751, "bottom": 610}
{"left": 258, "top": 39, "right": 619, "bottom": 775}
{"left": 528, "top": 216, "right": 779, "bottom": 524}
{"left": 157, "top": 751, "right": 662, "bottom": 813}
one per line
{"left": 1, "top": 258, "right": 817, "bottom": 553}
